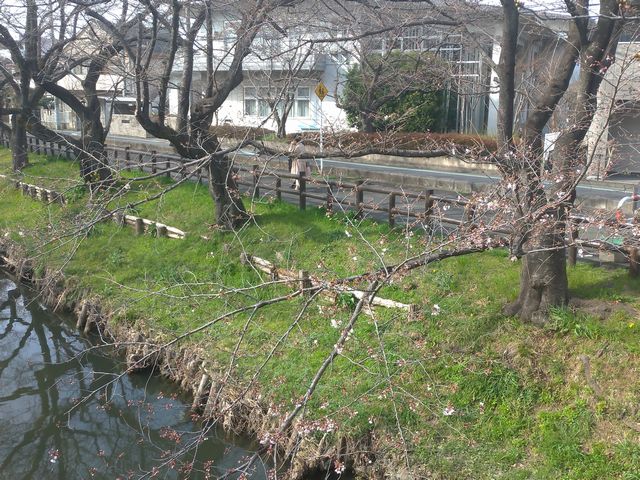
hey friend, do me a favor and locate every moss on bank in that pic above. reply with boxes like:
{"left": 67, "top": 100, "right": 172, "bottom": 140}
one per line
{"left": 2, "top": 147, "right": 640, "bottom": 479}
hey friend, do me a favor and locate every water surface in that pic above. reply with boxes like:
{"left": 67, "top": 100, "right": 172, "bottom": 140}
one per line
{"left": 0, "top": 274, "right": 267, "bottom": 479}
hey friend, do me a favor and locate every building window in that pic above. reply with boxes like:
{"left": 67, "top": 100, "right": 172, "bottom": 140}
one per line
{"left": 244, "top": 87, "right": 257, "bottom": 116}
{"left": 244, "top": 87, "right": 270, "bottom": 117}
{"left": 255, "top": 34, "right": 282, "bottom": 57}
{"left": 223, "top": 21, "right": 240, "bottom": 50}
{"left": 402, "top": 27, "right": 423, "bottom": 51}
{"left": 293, "top": 87, "right": 310, "bottom": 118}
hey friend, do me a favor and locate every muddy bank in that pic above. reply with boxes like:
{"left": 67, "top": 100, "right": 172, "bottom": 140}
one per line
{"left": 0, "top": 239, "right": 406, "bottom": 480}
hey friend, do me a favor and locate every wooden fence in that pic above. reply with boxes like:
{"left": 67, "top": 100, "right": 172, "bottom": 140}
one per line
{"left": 2, "top": 133, "right": 640, "bottom": 275}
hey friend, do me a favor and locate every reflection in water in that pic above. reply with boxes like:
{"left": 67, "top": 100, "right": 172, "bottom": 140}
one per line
{"left": 0, "top": 275, "right": 268, "bottom": 479}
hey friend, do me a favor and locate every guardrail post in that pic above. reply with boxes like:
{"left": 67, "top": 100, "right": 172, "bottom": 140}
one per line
{"left": 275, "top": 177, "right": 282, "bottom": 201}
{"left": 124, "top": 146, "right": 130, "bottom": 171}
{"left": 252, "top": 164, "right": 260, "bottom": 199}
{"left": 630, "top": 248, "right": 639, "bottom": 277}
{"left": 299, "top": 172, "right": 306, "bottom": 210}
{"left": 388, "top": 193, "right": 396, "bottom": 228}
{"left": 151, "top": 150, "right": 157, "bottom": 174}
{"left": 568, "top": 223, "right": 579, "bottom": 267}
{"left": 465, "top": 204, "right": 476, "bottom": 223}
{"left": 326, "top": 186, "right": 334, "bottom": 214}
{"left": 424, "top": 189, "right": 435, "bottom": 230}
{"left": 355, "top": 180, "right": 364, "bottom": 218}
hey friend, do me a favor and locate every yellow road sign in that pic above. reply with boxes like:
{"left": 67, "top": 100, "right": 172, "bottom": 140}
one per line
{"left": 315, "top": 82, "right": 329, "bottom": 101}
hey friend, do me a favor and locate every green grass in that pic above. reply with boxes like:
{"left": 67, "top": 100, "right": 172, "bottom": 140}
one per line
{"left": 2, "top": 146, "right": 640, "bottom": 478}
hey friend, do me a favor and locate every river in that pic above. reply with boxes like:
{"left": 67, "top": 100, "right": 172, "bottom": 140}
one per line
{"left": 0, "top": 274, "right": 268, "bottom": 479}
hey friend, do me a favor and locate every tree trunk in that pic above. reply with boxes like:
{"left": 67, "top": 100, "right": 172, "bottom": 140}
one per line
{"left": 79, "top": 140, "right": 112, "bottom": 192}
{"left": 10, "top": 113, "right": 28, "bottom": 172}
{"left": 277, "top": 120, "right": 287, "bottom": 138}
{"left": 207, "top": 155, "right": 248, "bottom": 230}
{"left": 361, "top": 113, "right": 375, "bottom": 133}
{"left": 504, "top": 207, "right": 569, "bottom": 324}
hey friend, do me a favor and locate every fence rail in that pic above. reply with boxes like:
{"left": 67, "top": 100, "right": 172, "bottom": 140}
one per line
{"left": 2, "top": 133, "right": 640, "bottom": 276}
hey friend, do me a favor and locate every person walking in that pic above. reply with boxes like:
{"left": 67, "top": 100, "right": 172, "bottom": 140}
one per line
{"left": 288, "top": 135, "right": 309, "bottom": 190}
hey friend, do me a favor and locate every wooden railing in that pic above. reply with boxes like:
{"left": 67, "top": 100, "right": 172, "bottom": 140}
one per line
{"left": 2, "top": 133, "right": 640, "bottom": 275}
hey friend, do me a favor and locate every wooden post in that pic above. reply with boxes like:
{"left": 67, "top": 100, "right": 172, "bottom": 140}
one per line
{"left": 388, "top": 193, "right": 396, "bottom": 228}
{"left": 355, "top": 180, "right": 364, "bottom": 218}
{"left": 192, "top": 373, "right": 210, "bottom": 411}
{"left": 568, "top": 223, "right": 579, "bottom": 267}
{"left": 113, "top": 148, "right": 119, "bottom": 170}
{"left": 156, "top": 224, "right": 168, "bottom": 238}
{"left": 326, "top": 186, "right": 334, "bottom": 214}
{"left": 299, "top": 172, "right": 306, "bottom": 210}
{"left": 138, "top": 152, "right": 143, "bottom": 172}
{"left": 424, "top": 189, "right": 435, "bottom": 230}
{"left": 29, "top": 186, "right": 37, "bottom": 199}
{"left": 252, "top": 164, "right": 260, "bottom": 199}
{"left": 299, "top": 270, "right": 311, "bottom": 295}
{"left": 166, "top": 156, "right": 171, "bottom": 178}
{"left": 465, "top": 204, "right": 476, "bottom": 223}
{"left": 124, "top": 146, "right": 131, "bottom": 171}
{"left": 41, "top": 190, "right": 48, "bottom": 203}
{"left": 151, "top": 150, "right": 157, "bottom": 174}
{"left": 21, "top": 183, "right": 29, "bottom": 196}
{"left": 275, "top": 177, "right": 282, "bottom": 201}
{"left": 630, "top": 247, "right": 639, "bottom": 278}
{"left": 634, "top": 185, "right": 639, "bottom": 214}
{"left": 83, "top": 315, "right": 96, "bottom": 335}
{"left": 239, "top": 252, "right": 252, "bottom": 265}
{"left": 135, "top": 217, "right": 144, "bottom": 235}
{"left": 76, "top": 301, "right": 89, "bottom": 331}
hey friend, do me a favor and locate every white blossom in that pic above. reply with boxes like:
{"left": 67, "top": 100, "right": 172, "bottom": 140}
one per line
{"left": 443, "top": 405, "right": 456, "bottom": 416}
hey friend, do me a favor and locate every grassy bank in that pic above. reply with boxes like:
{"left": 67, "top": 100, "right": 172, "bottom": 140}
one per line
{"left": 2, "top": 147, "right": 640, "bottom": 479}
